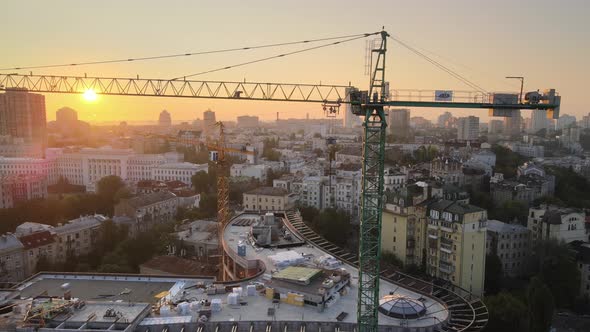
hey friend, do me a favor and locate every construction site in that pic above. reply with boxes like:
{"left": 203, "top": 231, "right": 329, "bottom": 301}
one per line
{"left": 0, "top": 27, "right": 562, "bottom": 332}
{"left": 0, "top": 210, "right": 492, "bottom": 332}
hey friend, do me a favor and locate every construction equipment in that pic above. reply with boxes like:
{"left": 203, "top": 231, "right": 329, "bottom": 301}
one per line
{"left": 0, "top": 29, "right": 561, "bottom": 332}
{"left": 137, "top": 125, "right": 255, "bottom": 281}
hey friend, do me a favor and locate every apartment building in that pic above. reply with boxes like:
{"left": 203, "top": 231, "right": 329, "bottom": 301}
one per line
{"left": 230, "top": 163, "right": 270, "bottom": 181}
{"left": 53, "top": 215, "right": 107, "bottom": 261}
{"left": 486, "top": 220, "right": 530, "bottom": 277}
{"left": 426, "top": 200, "right": 487, "bottom": 296}
{"left": 381, "top": 184, "right": 430, "bottom": 267}
{"left": 243, "top": 187, "right": 291, "bottom": 211}
{"left": 115, "top": 192, "right": 180, "bottom": 233}
{"left": 430, "top": 158, "right": 465, "bottom": 187}
{"left": 527, "top": 205, "right": 587, "bottom": 244}
{"left": 0, "top": 233, "right": 25, "bottom": 285}
{"left": 19, "top": 231, "right": 56, "bottom": 277}
{"left": 0, "top": 173, "right": 48, "bottom": 208}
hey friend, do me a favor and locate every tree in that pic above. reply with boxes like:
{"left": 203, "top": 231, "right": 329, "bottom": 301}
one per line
{"left": 531, "top": 239, "right": 581, "bottom": 308}
{"left": 484, "top": 292, "right": 528, "bottom": 332}
{"left": 114, "top": 187, "right": 132, "bottom": 203}
{"left": 191, "top": 171, "right": 211, "bottom": 194}
{"left": 547, "top": 166, "right": 590, "bottom": 208}
{"left": 97, "top": 175, "right": 125, "bottom": 200}
{"left": 309, "top": 208, "right": 351, "bottom": 248}
{"left": 492, "top": 145, "right": 529, "bottom": 178}
{"left": 491, "top": 200, "right": 527, "bottom": 224}
{"left": 485, "top": 254, "right": 503, "bottom": 295}
{"left": 198, "top": 193, "right": 218, "bottom": 218}
{"left": 527, "top": 277, "right": 554, "bottom": 332}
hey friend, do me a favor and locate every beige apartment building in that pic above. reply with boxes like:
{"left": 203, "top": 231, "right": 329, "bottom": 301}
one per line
{"left": 426, "top": 200, "right": 487, "bottom": 296}
{"left": 243, "top": 187, "right": 291, "bottom": 211}
{"left": 381, "top": 185, "right": 429, "bottom": 267}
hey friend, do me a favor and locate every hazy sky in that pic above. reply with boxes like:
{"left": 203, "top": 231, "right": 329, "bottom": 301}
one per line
{"left": 2, "top": 0, "right": 589, "bottom": 123}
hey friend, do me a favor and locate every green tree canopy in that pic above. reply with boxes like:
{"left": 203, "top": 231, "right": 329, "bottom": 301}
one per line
{"left": 527, "top": 277, "right": 554, "bottom": 332}
{"left": 485, "top": 291, "right": 528, "bottom": 332}
{"left": 529, "top": 239, "right": 581, "bottom": 308}
{"left": 97, "top": 175, "right": 126, "bottom": 200}
{"left": 485, "top": 254, "right": 504, "bottom": 295}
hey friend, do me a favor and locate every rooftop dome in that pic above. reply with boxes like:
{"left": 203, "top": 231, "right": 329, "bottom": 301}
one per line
{"left": 378, "top": 294, "right": 427, "bottom": 319}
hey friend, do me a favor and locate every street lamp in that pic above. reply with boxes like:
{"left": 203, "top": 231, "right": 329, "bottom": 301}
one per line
{"left": 506, "top": 76, "right": 525, "bottom": 103}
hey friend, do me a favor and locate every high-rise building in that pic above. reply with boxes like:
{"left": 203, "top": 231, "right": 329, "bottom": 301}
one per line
{"left": 388, "top": 108, "right": 410, "bottom": 138}
{"left": 0, "top": 89, "right": 47, "bottom": 153}
{"left": 237, "top": 115, "right": 259, "bottom": 128}
{"left": 203, "top": 109, "right": 216, "bottom": 136}
{"left": 158, "top": 110, "right": 172, "bottom": 127}
{"left": 457, "top": 116, "right": 479, "bottom": 141}
{"left": 488, "top": 120, "right": 504, "bottom": 134}
{"left": 426, "top": 200, "right": 487, "bottom": 296}
{"left": 530, "top": 109, "right": 547, "bottom": 133}
{"left": 581, "top": 113, "right": 590, "bottom": 129}
{"left": 556, "top": 114, "right": 576, "bottom": 130}
{"left": 437, "top": 112, "right": 452, "bottom": 128}
{"left": 503, "top": 110, "right": 521, "bottom": 136}
{"left": 56, "top": 107, "right": 78, "bottom": 126}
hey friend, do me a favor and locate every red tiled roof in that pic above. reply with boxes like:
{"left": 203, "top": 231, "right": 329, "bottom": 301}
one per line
{"left": 19, "top": 231, "right": 55, "bottom": 249}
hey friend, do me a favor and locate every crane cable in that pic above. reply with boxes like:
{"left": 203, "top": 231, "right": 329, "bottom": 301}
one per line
{"left": 0, "top": 32, "right": 378, "bottom": 72}
{"left": 388, "top": 35, "right": 488, "bottom": 93}
{"left": 171, "top": 33, "right": 379, "bottom": 80}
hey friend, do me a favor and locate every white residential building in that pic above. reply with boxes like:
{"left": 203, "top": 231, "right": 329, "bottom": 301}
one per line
{"left": 152, "top": 162, "right": 208, "bottom": 185}
{"left": 528, "top": 205, "right": 587, "bottom": 244}
{"left": 230, "top": 163, "right": 270, "bottom": 181}
{"left": 384, "top": 168, "right": 407, "bottom": 191}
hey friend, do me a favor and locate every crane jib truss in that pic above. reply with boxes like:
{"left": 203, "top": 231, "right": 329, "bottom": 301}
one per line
{"left": 0, "top": 73, "right": 559, "bottom": 111}
{"left": 0, "top": 30, "right": 562, "bottom": 332}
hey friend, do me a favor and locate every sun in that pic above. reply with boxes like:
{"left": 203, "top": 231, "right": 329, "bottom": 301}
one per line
{"left": 82, "top": 89, "right": 98, "bottom": 102}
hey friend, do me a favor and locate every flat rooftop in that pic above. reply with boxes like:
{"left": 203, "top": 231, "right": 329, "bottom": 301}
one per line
{"left": 273, "top": 266, "right": 322, "bottom": 285}
{"left": 15, "top": 274, "right": 211, "bottom": 304}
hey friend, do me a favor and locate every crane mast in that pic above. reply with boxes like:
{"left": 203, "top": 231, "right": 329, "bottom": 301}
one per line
{"left": 0, "top": 30, "right": 562, "bottom": 331}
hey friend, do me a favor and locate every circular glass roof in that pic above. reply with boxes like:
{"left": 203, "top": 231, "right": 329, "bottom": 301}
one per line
{"left": 378, "top": 294, "right": 427, "bottom": 319}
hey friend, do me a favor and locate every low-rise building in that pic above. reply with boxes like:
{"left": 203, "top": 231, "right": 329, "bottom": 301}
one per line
{"left": 115, "top": 191, "right": 180, "bottom": 233}
{"left": 430, "top": 158, "right": 465, "bottom": 187}
{"left": 485, "top": 220, "right": 530, "bottom": 277}
{"left": 0, "top": 173, "right": 48, "bottom": 208}
{"left": 53, "top": 215, "right": 107, "bottom": 261}
{"left": 151, "top": 162, "right": 207, "bottom": 186}
{"left": 503, "top": 142, "right": 544, "bottom": 158}
{"left": 230, "top": 163, "right": 270, "bottom": 181}
{"left": 243, "top": 187, "right": 291, "bottom": 211}
{"left": 0, "top": 233, "right": 25, "bottom": 284}
{"left": 19, "top": 231, "right": 56, "bottom": 277}
{"left": 527, "top": 205, "right": 587, "bottom": 244}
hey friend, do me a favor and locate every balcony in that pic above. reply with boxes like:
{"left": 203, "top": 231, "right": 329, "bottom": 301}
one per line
{"left": 441, "top": 225, "right": 453, "bottom": 233}
{"left": 439, "top": 262, "right": 455, "bottom": 274}
{"left": 428, "top": 232, "right": 438, "bottom": 240}
{"left": 440, "top": 243, "right": 452, "bottom": 254}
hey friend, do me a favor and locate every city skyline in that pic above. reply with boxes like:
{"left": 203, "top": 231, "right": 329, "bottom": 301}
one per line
{"left": 2, "top": 0, "right": 588, "bottom": 123}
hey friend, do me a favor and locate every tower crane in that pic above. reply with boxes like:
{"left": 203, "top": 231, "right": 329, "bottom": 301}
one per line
{"left": 135, "top": 124, "right": 255, "bottom": 281}
{"left": 0, "top": 30, "right": 561, "bottom": 332}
